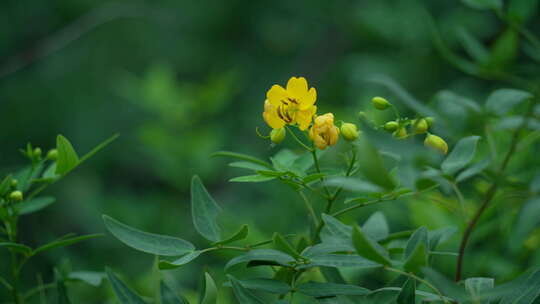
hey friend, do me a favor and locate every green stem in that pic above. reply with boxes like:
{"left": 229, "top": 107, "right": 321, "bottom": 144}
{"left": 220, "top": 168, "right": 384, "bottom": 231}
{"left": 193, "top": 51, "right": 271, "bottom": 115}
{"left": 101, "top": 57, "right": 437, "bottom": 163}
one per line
{"left": 298, "top": 191, "right": 319, "bottom": 229}
{"left": 23, "top": 283, "right": 55, "bottom": 301}
{"left": 286, "top": 126, "right": 313, "bottom": 151}
{"left": 384, "top": 267, "right": 449, "bottom": 304}
{"left": 450, "top": 182, "right": 466, "bottom": 216}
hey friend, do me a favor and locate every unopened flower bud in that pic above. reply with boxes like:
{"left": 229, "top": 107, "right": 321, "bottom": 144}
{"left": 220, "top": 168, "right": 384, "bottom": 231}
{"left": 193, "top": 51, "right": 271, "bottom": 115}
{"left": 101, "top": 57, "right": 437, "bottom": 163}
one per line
{"left": 10, "top": 179, "right": 18, "bottom": 188}
{"left": 393, "top": 127, "right": 408, "bottom": 139}
{"left": 413, "top": 118, "right": 429, "bottom": 134}
{"left": 9, "top": 191, "right": 23, "bottom": 202}
{"left": 47, "top": 149, "right": 58, "bottom": 161}
{"left": 425, "top": 117, "right": 434, "bottom": 128}
{"left": 372, "top": 97, "right": 391, "bottom": 110}
{"left": 33, "top": 147, "right": 42, "bottom": 158}
{"left": 424, "top": 134, "right": 448, "bottom": 154}
{"left": 384, "top": 121, "right": 399, "bottom": 132}
{"left": 270, "top": 128, "right": 286, "bottom": 144}
{"left": 341, "top": 123, "right": 359, "bottom": 141}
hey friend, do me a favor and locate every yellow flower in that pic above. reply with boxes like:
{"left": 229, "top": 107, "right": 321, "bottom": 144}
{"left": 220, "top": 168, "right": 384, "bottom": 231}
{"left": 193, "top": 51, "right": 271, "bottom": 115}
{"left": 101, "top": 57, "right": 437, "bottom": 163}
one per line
{"left": 263, "top": 77, "right": 317, "bottom": 130}
{"left": 309, "top": 113, "right": 339, "bottom": 150}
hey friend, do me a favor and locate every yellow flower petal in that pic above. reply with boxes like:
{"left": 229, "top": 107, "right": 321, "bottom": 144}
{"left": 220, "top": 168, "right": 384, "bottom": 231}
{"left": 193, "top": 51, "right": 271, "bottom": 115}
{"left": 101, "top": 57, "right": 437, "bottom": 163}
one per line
{"left": 263, "top": 100, "right": 286, "bottom": 129}
{"left": 296, "top": 106, "right": 317, "bottom": 130}
{"left": 286, "top": 77, "right": 308, "bottom": 100}
{"left": 266, "top": 85, "right": 287, "bottom": 106}
{"left": 299, "top": 87, "right": 317, "bottom": 110}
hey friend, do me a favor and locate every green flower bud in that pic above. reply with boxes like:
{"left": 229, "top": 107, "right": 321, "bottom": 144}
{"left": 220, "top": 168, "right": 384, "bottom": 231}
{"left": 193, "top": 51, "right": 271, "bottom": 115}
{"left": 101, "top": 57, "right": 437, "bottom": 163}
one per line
{"left": 341, "top": 123, "right": 360, "bottom": 141}
{"left": 413, "top": 118, "right": 429, "bottom": 134}
{"left": 425, "top": 117, "right": 434, "bottom": 128}
{"left": 9, "top": 191, "right": 23, "bottom": 202}
{"left": 424, "top": 134, "right": 448, "bottom": 154}
{"left": 393, "top": 127, "right": 408, "bottom": 139}
{"left": 384, "top": 121, "right": 399, "bottom": 132}
{"left": 33, "top": 147, "right": 42, "bottom": 158}
{"left": 372, "top": 96, "right": 391, "bottom": 110}
{"left": 10, "top": 179, "right": 18, "bottom": 188}
{"left": 270, "top": 128, "right": 286, "bottom": 144}
{"left": 47, "top": 149, "right": 58, "bottom": 161}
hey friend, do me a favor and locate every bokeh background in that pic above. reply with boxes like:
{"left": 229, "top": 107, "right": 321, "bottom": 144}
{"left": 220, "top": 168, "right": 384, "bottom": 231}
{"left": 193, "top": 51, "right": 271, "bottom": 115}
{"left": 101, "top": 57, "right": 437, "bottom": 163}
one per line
{"left": 1, "top": 0, "right": 539, "bottom": 302}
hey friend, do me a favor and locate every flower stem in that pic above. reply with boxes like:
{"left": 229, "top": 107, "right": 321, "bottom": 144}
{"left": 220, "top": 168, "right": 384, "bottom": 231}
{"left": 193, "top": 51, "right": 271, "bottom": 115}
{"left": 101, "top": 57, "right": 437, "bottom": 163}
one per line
{"left": 286, "top": 126, "right": 312, "bottom": 151}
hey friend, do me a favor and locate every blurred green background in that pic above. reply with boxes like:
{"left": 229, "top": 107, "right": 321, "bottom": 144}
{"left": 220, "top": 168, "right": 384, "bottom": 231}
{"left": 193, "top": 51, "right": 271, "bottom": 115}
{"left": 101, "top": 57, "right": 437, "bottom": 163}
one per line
{"left": 1, "top": 0, "right": 539, "bottom": 302}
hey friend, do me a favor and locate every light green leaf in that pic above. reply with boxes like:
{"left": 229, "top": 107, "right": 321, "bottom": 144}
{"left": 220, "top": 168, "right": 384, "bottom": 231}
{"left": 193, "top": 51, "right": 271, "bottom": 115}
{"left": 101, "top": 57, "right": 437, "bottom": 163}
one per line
{"left": 68, "top": 271, "right": 106, "bottom": 287}
{"left": 403, "top": 243, "right": 428, "bottom": 273}
{"left": 229, "top": 175, "right": 276, "bottom": 183}
{"left": 33, "top": 234, "right": 103, "bottom": 255}
{"left": 324, "top": 177, "right": 382, "bottom": 193}
{"left": 435, "top": 90, "right": 482, "bottom": 113}
{"left": 352, "top": 225, "right": 391, "bottom": 266}
{"left": 456, "top": 159, "right": 490, "bottom": 183}
{"left": 270, "top": 149, "right": 300, "bottom": 172}
{"left": 499, "top": 268, "right": 540, "bottom": 304}
{"left": 428, "top": 227, "right": 457, "bottom": 251}
{"left": 103, "top": 215, "right": 194, "bottom": 256}
{"left": 212, "top": 151, "right": 273, "bottom": 169}
{"left": 106, "top": 268, "right": 146, "bottom": 304}
{"left": 228, "top": 275, "right": 265, "bottom": 304}
{"left": 404, "top": 227, "right": 428, "bottom": 259}
{"left": 159, "top": 251, "right": 202, "bottom": 270}
{"left": 229, "top": 161, "right": 270, "bottom": 171}
{"left": 441, "top": 136, "right": 481, "bottom": 175}
{"left": 423, "top": 268, "right": 468, "bottom": 302}
{"left": 511, "top": 197, "right": 540, "bottom": 249}
{"left": 303, "top": 173, "right": 326, "bottom": 184}
{"left": 55, "top": 135, "right": 80, "bottom": 175}
{"left": 16, "top": 196, "right": 56, "bottom": 215}
{"left": 397, "top": 279, "right": 415, "bottom": 304}
{"left": 191, "top": 175, "right": 222, "bottom": 242}
{"left": 297, "top": 282, "right": 370, "bottom": 297}
{"left": 485, "top": 89, "right": 532, "bottom": 116}
{"left": 161, "top": 282, "right": 188, "bottom": 304}
{"left": 222, "top": 278, "right": 290, "bottom": 294}
{"left": 301, "top": 253, "right": 381, "bottom": 269}
{"left": 465, "top": 277, "right": 494, "bottom": 304}
{"left": 213, "top": 225, "right": 249, "bottom": 246}
{"left": 362, "top": 212, "right": 389, "bottom": 241}
{"left": 199, "top": 272, "right": 217, "bottom": 304}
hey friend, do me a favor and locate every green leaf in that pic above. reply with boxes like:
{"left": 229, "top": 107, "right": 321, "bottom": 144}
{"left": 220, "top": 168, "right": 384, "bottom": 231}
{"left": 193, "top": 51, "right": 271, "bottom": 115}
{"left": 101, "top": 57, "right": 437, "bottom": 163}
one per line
{"left": 213, "top": 225, "right": 249, "bottom": 246}
{"left": 404, "top": 227, "right": 428, "bottom": 259}
{"left": 324, "top": 177, "right": 382, "bottom": 193}
{"left": 161, "top": 282, "right": 188, "bottom": 304}
{"left": 297, "top": 282, "right": 370, "bottom": 297}
{"left": 403, "top": 243, "right": 428, "bottom": 273}
{"left": 56, "top": 269, "right": 72, "bottom": 304}
{"left": 228, "top": 275, "right": 265, "bottom": 304}
{"left": 486, "top": 29, "right": 518, "bottom": 70}
{"left": 270, "top": 149, "right": 300, "bottom": 172}
{"left": 301, "top": 253, "right": 381, "bottom": 269}
{"left": 191, "top": 175, "right": 222, "bottom": 242}
{"left": 33, "top": 234, "right": 103, "bottom": 255}
{"left": 16, "top": 196, "right": 56, "bottom": 215}
{"left": 435, "top": 90, "right": 481, "bottom": 113}
{"left": 461, "top": 0, "right": 502, "bottom": 10}
{"left": 428, "top": 227, "right": 458, "bottom": 251}
{"left": 456, "top": 159, "right": 490, "bottom": 183}
{"left": 229, "top": 161, "right": 270, "bottom": 171}
{"left": 225, "top": 249, "right": 295, "bottom": 270}
{"left": 222, "top": 278, "right": 290, "bottom": 294}
{"left": 512, "top": 197, "right": 540, "bottom": 249}
{"left": 229, "top": 175, "right": 276, "bottom": 183}
{"left": 15, "top": 163, "right": 44, "bottom": 191}
{"left": 509, "top": 0, "right": 539, "bottom": 22}
{"left": 456, "top": 27, "right": 489, "bottom": 63}
{"left": 0, "top": 242, "right": 33, "bottom": 255}
{"left": 354, "top": 139, "right": 396, "bottom": 191}
{"left": 362, "top": 212, "right": 389, "bottom": 241}
{"left": 103, "top": 215, "right": 194, "bottom": 256}
{"left": 55, "top": 135, "right": 80, "bottom": 175}
{"left": 396, "top": 279, "right": 415, "bottom": 304}
{"left": 441, "top": 136, "right": 481, "bottom": 175}
{"left": 199, "top": 272, "right": 217, "bottom": 304}
{"left": 352, "top": 225, "right": 391, "bottom": 266}
{"left": 106, "top": 268, "right": 146, "bottom": 304}
{"left": 273, "top": 232, "right": 302, "bottom": 260}
{"left": 485, "top": 89, "right": 532, "bottom": 116}
{"left": 465, "top": 278, "right": 494, "bottom": 304}
{"left": 423, "top": 268, "right": 468, "bottom": 302}
{"left": 159, "top": 251, "right": 202, "bottom": 270}
{"left": 0, "top": 175, "right": 13, "bottom": 196}
{"left": 303, "top": 173, "right": 326, "bottom": 184}
{"left": 68, "top": 271, "right": 106, "bottom": 287}
{"left": 499, "top": 268, "right": 540, "bottom": 304}
{"left": 212, "top": 151, "right": 273, "bottom": 169}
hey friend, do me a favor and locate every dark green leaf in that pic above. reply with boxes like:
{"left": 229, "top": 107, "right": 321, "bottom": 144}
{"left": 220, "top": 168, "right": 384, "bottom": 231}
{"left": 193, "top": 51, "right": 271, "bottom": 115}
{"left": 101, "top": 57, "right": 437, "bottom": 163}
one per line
{"left": 302, "top": 254, "right": 381, "bottom": 270}
{"left": 0, "top": 242, "right": 33, "bottom": 255}
{"left": 441, "top": 136, "right": 481, "bottom": 175}
{"left": 228, "top": 275, "right": 265, "bottom": 304}
{"left": 423, "top": 268, "right": 468, "bottom": 302}
{"left": 56, "top": 269, "right": 71, "bottom": 304}
{"left": 396, "top": 279, "right": 415, "bottom": 304}
{"left": 33, "top": 234, "right": 103, "bottom": 255}
{"left": 500, "top": 268, "right": 540, "bottom": 304}
{"left": 456, "top": 159, "right": 490, "bottom": 183}
{"left": 199, "top": 272, "right": 217, "bottom": 304}
{"left": 404, "top": 227, "right": 428, "bottom": 259}
{"left": 229, "top": 161, "right": 269, "bottom": 171}
{"left": 106, "top": 268, "right": 146, "bottom": 304}
{"left": 297, "top": 282, "right": 370, "bottom": 297}
{"left": 222, "top": 278, "right": 290, "bottom": 294}
{"left": 352, "top": 225, "right": 391, "bottom": 266}
{"left": 428, "top": 227, "right": 457, "bottom": 251}
{"left": 161, "top": 282, "right": 188, "bottom": 304}
{"left": 16, "top": 196, "right": 56, "bottom": 215}
{"left": 512, "top": 197, "right": 540, "bottom": 250}
{"left": 213, "top": 225, "right": 249, "bottom": 246}
{"left": 403, "top": 243, "right": 428, "bottom": 273}
{"left": 485, "top": 89, "right": 532, "bottom": 116}
{"left": 103, "top": 215, "right": 194, "bottom": 256}
{"left": 55, "top": 135, "right": 80, "bottom": 175}
{"left": 191, "top": 175, "right": 222, "bottom": 242}
{"left": 225, "top": 249, "right": 295, "bottom": 270}
{"left": 159, "top": 251, "right": 202, "bottom": 270}
{"left": 0, "top": 175, "right": 13, "bottom": 196}
{"left": 273, "top": 232, "right": 302, "bottom": 259}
